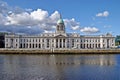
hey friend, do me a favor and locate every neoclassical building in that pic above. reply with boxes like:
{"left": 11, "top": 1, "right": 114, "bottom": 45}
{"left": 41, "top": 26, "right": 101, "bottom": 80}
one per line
{"left": 5, "top": 17, "right": 115, "bottom": 49}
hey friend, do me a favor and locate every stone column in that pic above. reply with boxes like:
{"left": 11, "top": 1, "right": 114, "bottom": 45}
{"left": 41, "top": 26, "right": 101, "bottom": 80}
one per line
{"left": 69, "top": 39, "right": 71, "bottom": 48}
{"left": 62, "top": 39, "right": 63, "bottom": 49}
{"left": 41, "top": 39, "right": 43, "bottom": 49}
{"left": 54, "top": 39, "right": 55, "bottom": 49}
{"left": 88, "top": 43, "right": 90, "bottom": 48}
{"left": 28, "top": 40, "right": 29, "bottom": 48}
{"left": 85, "top": 44, "right": 86, "bottom": 49}
{"left": 65, "top": 39, "right": 67, "bottom": 49}
{"left": 58, "top": 39, "right": 59, "bottom": 48}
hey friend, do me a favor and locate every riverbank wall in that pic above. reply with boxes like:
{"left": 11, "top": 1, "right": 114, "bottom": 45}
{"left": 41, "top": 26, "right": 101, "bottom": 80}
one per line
{"left": 0, "top": 49, "right": 120, "bottom": 54}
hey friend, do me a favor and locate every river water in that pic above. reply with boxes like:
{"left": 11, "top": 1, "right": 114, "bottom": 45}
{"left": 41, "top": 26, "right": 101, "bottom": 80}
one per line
{"left": 0, "top": 54, "right": 120, "bottom": 80}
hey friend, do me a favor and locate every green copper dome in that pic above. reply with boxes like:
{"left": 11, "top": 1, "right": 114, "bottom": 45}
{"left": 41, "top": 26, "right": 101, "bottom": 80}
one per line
{"left": 57, "top": 19, "right": 64, "bottom": 24}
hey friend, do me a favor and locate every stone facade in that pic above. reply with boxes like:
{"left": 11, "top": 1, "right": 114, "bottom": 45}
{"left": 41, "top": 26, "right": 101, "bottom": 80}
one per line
{"left": 5, "top": 17, "right": 115, "bottom": 49}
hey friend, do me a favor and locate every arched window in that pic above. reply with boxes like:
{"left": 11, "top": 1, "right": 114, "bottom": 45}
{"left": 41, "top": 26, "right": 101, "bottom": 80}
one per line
{"left": 57, "top": 25, "right": 59, "bottom": 30}
{"left": 90, "top": 44, "right": 91, "bottom": 48}
{"left": 30, "top": 44, "right": 31, "bottom": 48}
{"left": 39, "top": 44, "right": 41, "bottom": 48}
{"left": 26, "top": 44, "right": 28, "bottom": 48}
{"left": 98, "top": 44, "right": 100, "bottom": 48}
{"left": 24, "top": 44, "right": 25, "bottom": 48}
{"left": 36, "top": 44, "right": 37, "bottom": 48}
{"left": 20, "top": 44, "right": 22, "bottom": 48}
{"left": 33, "top": 44, "right": 34, "bottom": 48}
{"left": 96, "top": 44, "right": 97, "bottom": 48}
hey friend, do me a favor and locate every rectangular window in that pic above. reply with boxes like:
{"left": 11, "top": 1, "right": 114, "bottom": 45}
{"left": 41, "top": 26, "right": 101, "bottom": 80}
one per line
{"left": 6, "top": 39, "right": 8, "bottom": 42}
{"left": 84, "top": 39, "right": 85, "bottom": 42}
{"left": 103, "top": 40, "right": 104, "bottom": 43}
{"left": 112, "top": 44, "right": 114, "bottom": 46}
{"left": 36, "top": 39, "right": 37, "bottom": 42}
{"left": 112, "top": 40, "right": 114, "bottom": 43}
{"left": 52, "top": 44, "right": 54, "bottom": 47}
{"left": 39, "top": 44, "right": 41, "bottom": 48}
{"left": 76, "top": 39, "right": 79, "bottom": 42}
{"left": 47, "top": 39, "right": 49, "bottom": 48}
{"left": 56, "top": 39, "right": 58, "bottom": 42}
{"left": 103, "top": 44, "right": 105, "bottom": 48}
{"left": 42, "top": 39, "right": 44, "bottom": 42}
{"left": 67, "top": 39, "right": 69, "bottom": 42}
{"left": 20, "top": 39, "right": 22, "bottom": 42}
{"left": 33, "top": 39, "right": 34, "bottom": 42}
{"left": 86, "top": 39, "right": 88, "bottom": 42}
{"left": 20, "top": 44, "right": 22, "bottom": 48}
{"left": 63, "top": 39, "right": 65, "bottom": 42}
{"left": 72, "top": 39, "right": 74, "bottom": 47}
{"left": 33, "top": 44, "right": 34, "bottom": 48}
{"left": 6, "top": 44, "right": 8, "bottom": 47}
{"left": 98, "top": 40, "right": 100, "bottom": 42}
{"left": 36, "top": 44, "right": 37, "bottom": 48}
{"left": 26, "top": 44, "right": 28, "bottom": 48}
{"left": 81, "top": 44, "right": 82, "bottom": 48}
{"left": 24, "top": 44, "right": 25, "bottom": 48}
{"left": 96, "top": 39, "right": 97, "bottom": 42}
{"left": 42, "top": 44, "right": 44, "bottom": 48}
{"left": 29, "top": 44, "right": 31, "bottom": 48}
{"left": 52, "top": 39, "right": 54, "bottom": 42}
{"left": 29, "top": 39, "right": 31, "bottom": 42}
{"left": 27, "top": 39, "right": 28, "bottom": 42}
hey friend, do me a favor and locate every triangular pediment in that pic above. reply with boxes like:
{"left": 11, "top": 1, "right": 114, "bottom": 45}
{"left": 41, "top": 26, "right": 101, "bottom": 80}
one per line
{"left": 55, "top": 34, "right": 67, "bottom": 38}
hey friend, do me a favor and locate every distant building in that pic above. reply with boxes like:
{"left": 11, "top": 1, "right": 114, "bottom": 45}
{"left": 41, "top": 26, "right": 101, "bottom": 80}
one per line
{"left": 115, "top": 35, "right": 120, "bottom": 46}
{"left": 0, "top": 32, "right": 7, "bottom": 48}
{"left": 5, "top": 16, "right": 115, "bottom": 49}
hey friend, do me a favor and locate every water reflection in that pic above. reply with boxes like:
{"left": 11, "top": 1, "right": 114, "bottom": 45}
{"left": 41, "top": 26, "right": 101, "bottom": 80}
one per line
{"left": 36, "top": 55, "right": 115, "bottom": 66}
{"left": 0, "top": 54, "right": 119, "bottom": 80}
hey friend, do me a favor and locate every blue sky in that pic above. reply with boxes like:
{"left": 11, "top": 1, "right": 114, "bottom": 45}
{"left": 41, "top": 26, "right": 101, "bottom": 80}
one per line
{"left": 0, "top": 0, "right": 120, "bottom": 35}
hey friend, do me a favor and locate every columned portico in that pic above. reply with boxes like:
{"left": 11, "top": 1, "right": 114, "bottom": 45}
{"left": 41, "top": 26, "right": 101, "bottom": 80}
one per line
{"left": 54, "top": 38, "right": 67, "bottom": 49}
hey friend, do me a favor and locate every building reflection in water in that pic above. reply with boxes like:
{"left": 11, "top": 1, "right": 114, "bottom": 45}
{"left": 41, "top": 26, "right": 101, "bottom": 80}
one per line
{"left": 0, "top": 54, "right": 117, "bottom": 80}
{"left": 47, "top": 54, "right": 116, "bottom": 66}
{"left": 40, "top": 54, "right": 116, "bottom": 80}
{"left": 1, "top": 54, "right": 116, "bottom": 73}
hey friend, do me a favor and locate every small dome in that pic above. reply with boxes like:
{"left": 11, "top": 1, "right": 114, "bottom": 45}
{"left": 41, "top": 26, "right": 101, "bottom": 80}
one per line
{"left": 57, "top": 19, "right": 64, "bottom": 24}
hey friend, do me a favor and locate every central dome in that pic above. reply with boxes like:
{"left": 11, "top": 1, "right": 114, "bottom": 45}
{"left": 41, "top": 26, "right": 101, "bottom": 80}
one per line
{"left": 57, "top": 19, "right": 64, "bottom": 24}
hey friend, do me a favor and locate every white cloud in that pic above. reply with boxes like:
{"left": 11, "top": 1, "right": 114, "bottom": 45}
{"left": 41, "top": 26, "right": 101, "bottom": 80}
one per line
{"left": 5, "top": 12, "right": 34, "bottom": 26}
{"left": 103, "top": 11, "right": 109, "bottom": 17}
{"left": 30, "top": 9, "right": 48, "bottom": 21}
{"left": 50, "top": 11, "right": 60, "bottom": 21}
{"left": 3, "top": 10, "right": 59, "bottom": 33}
{"left": 96, "top": 11, "right": 109, "bottom": 17}
{"left": 104, "top": 25, "right": 111, "bottom": 28}
{"left": 44, "top": 30, "right": 53, "bottom": 33}
{"left": 25, "top": 8, "right": 33, "bottom": 12}
{"left": 71, "top": 26, "right": 79, "bottom": 30}
{"left": 64, "top": 18, "right": 80, "bottom": 30}
{"left": 0, "top": 1, "right": 80, "bottom": 34}
{"left": 80, "top": 27, "right": 99, "bottom": 34}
